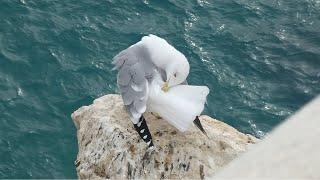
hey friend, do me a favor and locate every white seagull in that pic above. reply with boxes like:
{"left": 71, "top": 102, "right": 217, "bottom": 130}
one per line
{"left": 112, "top": 34, "right": 209, "bottom": 148}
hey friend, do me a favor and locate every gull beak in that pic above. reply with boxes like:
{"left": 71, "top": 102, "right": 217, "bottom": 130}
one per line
{"left": 161, "top": 81, "right": 170, "bottom": 92}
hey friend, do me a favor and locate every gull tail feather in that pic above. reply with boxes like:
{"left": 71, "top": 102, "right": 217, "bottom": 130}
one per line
{"left": 193, "top": 116, "right": 208, "bottom": 138}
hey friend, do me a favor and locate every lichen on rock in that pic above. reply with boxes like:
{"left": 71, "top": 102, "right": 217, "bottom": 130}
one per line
{"left": 71, "top": 94, "right": 258, "bottom": 179}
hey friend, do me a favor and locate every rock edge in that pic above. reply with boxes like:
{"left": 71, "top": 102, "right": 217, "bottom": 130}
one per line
{"left": 71, "top": 94, "right": 258, "bottom": 179}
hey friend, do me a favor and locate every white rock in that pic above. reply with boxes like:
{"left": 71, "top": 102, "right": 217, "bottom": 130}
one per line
{"left": 71, "top": 94, "right": 258, "bottom": 179}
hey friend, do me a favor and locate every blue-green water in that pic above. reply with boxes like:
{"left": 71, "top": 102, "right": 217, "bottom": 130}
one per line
{"left": 1, "top": 0, "right": 319, "bottom": 178}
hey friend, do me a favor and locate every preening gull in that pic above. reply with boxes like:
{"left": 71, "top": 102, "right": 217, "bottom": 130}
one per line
{"left": 112, "top": 34, "right": 209, "bottom": 148}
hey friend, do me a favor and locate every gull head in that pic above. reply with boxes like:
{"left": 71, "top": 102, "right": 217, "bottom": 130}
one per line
{"left": 140, "top": 34, "right": 190, "bottom": 92}
{"left": 162, "top": 55, "right": 190, "bottom": 92}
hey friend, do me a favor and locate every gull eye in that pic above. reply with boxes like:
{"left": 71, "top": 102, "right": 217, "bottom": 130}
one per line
{"left": 174, "top": 73, "right": 177, "bottom": 77}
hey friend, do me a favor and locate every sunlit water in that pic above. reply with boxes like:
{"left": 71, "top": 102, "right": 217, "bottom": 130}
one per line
{"left": 0, "top": 0, "right": 319, "bottom": 178}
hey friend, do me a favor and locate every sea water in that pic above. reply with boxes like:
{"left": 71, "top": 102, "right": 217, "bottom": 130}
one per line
{"left": 0, "top": 0, "right": 319, "bottom": 178}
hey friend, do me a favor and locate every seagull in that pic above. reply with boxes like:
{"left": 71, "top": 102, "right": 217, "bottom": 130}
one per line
{"left": 112, "top": 34, "right": 209, "bottom": 148}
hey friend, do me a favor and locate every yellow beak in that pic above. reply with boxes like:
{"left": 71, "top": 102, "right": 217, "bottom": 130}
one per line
{"left": 161, "top": 81, "right": 170, "bottom": 92}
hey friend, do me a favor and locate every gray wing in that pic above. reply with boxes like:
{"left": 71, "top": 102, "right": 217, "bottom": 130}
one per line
{"left": 112, "top": 45, "right": 155, "bottom": 124}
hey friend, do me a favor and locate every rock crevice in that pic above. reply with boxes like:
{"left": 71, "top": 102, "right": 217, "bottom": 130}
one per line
{"left": 71, "top": 94, "right": 258, "bottom": 179}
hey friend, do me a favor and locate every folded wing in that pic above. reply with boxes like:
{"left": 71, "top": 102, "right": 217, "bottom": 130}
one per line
{"left": 112, "top": 45, "right": 155, "bottom": 124}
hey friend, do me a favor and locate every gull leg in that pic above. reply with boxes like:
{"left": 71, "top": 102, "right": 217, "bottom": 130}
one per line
{"left": 133, "top": 115, "right": 154, "bottom": 148}
{"left": 193, "top": 116, "right": 208, "bottom": 137}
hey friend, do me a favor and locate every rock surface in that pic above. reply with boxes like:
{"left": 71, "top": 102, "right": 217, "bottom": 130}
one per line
{"left": 71, "top": 94, "right": 258, "bottom": 179}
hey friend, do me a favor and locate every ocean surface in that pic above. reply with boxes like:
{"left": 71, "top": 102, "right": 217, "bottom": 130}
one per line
{"left": 0, "top": 0, "right": 319, "bottom": 178}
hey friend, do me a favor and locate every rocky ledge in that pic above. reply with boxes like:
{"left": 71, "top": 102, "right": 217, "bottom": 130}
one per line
{"left": 71, "top": 94, "right": 258, "bottom": 179}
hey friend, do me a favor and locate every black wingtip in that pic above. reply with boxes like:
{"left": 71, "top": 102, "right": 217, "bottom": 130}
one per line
{"left": 193, "top": 116, "right": 208, "bottom": 138}
{"left": 133, "top": 115, "right": 155, "bottom": 148}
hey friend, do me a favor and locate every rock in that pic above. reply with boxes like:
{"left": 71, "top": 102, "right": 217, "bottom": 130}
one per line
{"left": 71, "top": 94, "right": 259, "bottom": 179}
